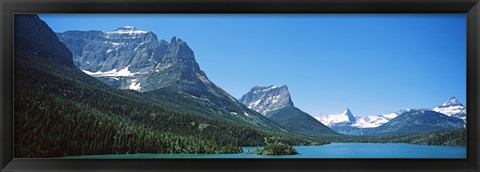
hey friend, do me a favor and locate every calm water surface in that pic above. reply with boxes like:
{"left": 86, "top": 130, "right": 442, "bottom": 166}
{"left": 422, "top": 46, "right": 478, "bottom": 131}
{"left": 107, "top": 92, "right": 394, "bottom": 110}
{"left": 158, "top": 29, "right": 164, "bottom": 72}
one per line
{"left": 65, "top": 143, "right": 466, "bottom": 159}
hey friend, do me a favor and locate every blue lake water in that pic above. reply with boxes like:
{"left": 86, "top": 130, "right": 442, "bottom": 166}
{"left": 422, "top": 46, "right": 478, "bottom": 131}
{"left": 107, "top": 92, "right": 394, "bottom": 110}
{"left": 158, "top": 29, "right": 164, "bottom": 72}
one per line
{"left": 65, "top": 143, "right": 466, "bottom": 159}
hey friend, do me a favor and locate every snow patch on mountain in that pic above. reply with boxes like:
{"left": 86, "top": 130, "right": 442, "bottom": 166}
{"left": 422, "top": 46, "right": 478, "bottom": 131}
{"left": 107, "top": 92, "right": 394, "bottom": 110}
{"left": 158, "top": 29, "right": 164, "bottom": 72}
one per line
{"left": 352, "top": 113, "right": 399, "bottom": 128}
{"left": 316, "top": 109, "right": 357, "bottom": 126}
{"left": 82, "top": 65, "right": 140, "bottom": 77}
{"left": 129, "top": 80, "right": 141, "bottom": 91}
{"left": 432, "top": 97, "right": 466, "bottom": 117}
{"left": 316, "top": 96, "right": 466, "bottom": 132}
{"left": 433, "top": 105, "right": 466, "bottom": 117}
{"left": 239, "top": 85, "right": 293, "bottom": 115}
{"left": 316, "top": 109, "right": 403, "bottom": 129}
{"left": 105, "top": 26, "right": 147, "bottom": 35}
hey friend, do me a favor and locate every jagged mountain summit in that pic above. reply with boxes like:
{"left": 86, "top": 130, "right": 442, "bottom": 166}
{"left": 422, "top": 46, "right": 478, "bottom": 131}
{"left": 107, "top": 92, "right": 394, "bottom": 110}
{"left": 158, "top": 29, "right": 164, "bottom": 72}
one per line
{"left": 57, "top": 27, "right": 206, "bottom": 92}
{"left": 315, "top": 108, "right": 364, "bottom": 135}
{"left": 316, "top": 108, "right": 357, "bottom": 126}
{"left": 58, "top": 26, "right": 282, "bottom": 130}
{"left": 240, "top": 85, "right": 336, "bottom": 136}
{"left": 316, "top": 108, "right": 408, "bottom": 130}
{"left": 239, "top": 85, "right": 293, "bottom": 116}
{"left": 57, "top": 26, "right": 160, "bottom": 73}
{"left": 432, "top": 97, "right": 466, "bottom": 121}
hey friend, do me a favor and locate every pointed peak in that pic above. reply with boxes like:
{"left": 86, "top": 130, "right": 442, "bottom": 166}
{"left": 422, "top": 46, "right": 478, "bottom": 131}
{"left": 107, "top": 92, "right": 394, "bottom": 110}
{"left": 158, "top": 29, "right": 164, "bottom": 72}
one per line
{"left": 342, "top": 108, "right": 354, "bottom": 116}
{"left": 342, "top": 108, "right": 356, "bottom": 123}
{"left": 448, "top": 96, "right": 459, "bottom": 103}
{"left": 441, "top": 96, "right": 463, "bottom": 107}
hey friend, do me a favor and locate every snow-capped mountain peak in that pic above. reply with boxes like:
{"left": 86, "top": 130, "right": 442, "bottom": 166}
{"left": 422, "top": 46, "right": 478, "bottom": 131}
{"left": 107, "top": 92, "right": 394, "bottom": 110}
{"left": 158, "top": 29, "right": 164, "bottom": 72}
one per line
{"left": 351, "top": 112, "right": 399, "bottom": 128}
{"left": 106, "top": 26, "right": 148, "bottom": 35}
{"left": 58, "top": 26, "right": 203, "bottom": 93}
{"left": 442, "top": 97, "right": 463, "bottom": 107}
{"left": 314, "top": 97, "right": 466, "bottom": 135}
{"left": 343, "top": 108, "right": 356, "bottom": 122}
{"left": 316, "top": 108, "right": 357, "bottom": 126}
{"left": 343, "top": 108, "right": 352, "bottom": 115}
{"left": 316, "top": 108, "right": 404, "bottom": 130}
{"left": 433, "top": 96, "right": 466, "bottom": 121}
{"left": 239, "top": 85, "right": 293, "bottom": 115}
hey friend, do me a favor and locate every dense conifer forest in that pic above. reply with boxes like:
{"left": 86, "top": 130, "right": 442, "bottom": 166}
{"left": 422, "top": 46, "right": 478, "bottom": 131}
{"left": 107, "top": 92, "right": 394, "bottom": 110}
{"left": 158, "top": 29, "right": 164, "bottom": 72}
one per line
{"left": 14, "top": 51, "right": 326, "bottom": 157}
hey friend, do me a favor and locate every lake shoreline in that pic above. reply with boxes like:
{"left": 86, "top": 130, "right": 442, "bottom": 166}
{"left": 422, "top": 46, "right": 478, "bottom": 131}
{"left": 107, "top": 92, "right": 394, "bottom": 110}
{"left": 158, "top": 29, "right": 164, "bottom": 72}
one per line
{"left": 63, "top": 143, "right": 466, "bottom": 159}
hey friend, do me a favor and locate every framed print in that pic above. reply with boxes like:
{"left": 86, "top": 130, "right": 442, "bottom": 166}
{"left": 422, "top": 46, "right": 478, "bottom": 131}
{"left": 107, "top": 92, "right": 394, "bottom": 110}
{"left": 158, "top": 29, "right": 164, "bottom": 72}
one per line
{"left": 1, "top": 0, "right": 479, "bottom": 171}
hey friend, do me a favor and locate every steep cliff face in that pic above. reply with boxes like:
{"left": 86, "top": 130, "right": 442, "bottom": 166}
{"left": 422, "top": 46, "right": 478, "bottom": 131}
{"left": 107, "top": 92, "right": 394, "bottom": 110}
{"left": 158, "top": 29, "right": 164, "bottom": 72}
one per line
{"left": 15, "top": 14, "right": 75, "bottom": 68}
{"left": 57, "top": 26, "right": 164, "bottom": 72}
{"left": 239, "top": 85, "right": 293, "bottom": 116}
{"left": 58, "top": 27, "right": 210, "bottom": 93}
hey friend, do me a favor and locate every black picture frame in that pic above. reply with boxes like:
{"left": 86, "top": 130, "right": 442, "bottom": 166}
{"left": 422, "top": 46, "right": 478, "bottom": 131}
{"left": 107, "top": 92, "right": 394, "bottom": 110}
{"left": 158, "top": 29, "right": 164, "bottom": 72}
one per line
{"left": 1, "top": 0, "right": 479, "bottom": 171}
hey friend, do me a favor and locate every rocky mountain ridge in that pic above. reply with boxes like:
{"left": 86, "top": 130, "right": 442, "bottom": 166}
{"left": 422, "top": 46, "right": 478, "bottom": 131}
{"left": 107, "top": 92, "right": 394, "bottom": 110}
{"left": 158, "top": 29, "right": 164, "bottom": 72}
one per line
{"left": 58, "top": 26, "right": 284, "bottom": 130}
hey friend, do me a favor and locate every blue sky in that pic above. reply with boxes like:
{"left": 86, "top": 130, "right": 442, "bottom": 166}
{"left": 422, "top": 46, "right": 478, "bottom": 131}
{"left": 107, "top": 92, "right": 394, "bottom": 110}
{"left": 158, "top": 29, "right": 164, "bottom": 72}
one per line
{"left": 39, "top": 14, "right": 466, "bottom": 117}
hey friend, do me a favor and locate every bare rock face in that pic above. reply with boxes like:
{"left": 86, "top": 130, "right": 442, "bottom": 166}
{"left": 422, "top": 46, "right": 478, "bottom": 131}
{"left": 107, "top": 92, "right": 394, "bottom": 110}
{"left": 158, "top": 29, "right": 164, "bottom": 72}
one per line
{"left": 239, "top": 85, "right": 294, "bottom": 116}
{"left": 15, "top": 14, "right": 75, "bottom": 68}
{"left": 57, "top": 27, "right": 206, "bottom": 93}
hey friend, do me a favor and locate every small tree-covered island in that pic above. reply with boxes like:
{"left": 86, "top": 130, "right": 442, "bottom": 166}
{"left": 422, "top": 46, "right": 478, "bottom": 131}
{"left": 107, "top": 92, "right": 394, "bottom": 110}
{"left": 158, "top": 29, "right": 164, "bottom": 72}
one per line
{"left": 254, "top": 144, "right": 299, "bottom": 155}
{"left": 14, "top": 14, "right": 466, "bottom": 158}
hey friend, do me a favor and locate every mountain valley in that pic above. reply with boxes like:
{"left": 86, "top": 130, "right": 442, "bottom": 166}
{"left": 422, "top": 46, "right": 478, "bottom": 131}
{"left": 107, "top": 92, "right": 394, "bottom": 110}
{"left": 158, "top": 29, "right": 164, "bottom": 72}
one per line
{"left": 12, "top": 14, "right": 468, "bottom": 158}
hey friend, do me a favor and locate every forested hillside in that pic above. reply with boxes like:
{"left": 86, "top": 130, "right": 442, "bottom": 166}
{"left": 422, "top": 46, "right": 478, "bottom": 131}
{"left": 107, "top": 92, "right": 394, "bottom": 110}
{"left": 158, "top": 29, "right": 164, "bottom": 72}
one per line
{"left": 14, "top": 51, "right": 324, "bottom": 157}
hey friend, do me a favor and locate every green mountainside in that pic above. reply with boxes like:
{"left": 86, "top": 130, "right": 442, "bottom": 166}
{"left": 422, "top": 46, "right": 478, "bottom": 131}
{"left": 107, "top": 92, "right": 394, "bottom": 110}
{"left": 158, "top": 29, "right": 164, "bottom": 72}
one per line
{"left": 331, "top": 128, "right": 466, "bottom": 147}
{"left": 266, "top": 106, "right": 337, "bottom": 137}
{"left": 14, "top": 49, "right": 323, "bottom": 157}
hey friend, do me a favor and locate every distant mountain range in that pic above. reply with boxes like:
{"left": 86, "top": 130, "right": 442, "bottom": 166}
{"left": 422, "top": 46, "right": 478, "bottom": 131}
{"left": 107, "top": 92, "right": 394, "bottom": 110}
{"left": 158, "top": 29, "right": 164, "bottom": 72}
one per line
{"left": 316, "top": 109, "right": 403, "bottom": 130}
{"left": 315, "top": 97, "right": 466, "bottom": 135}
{"left": 363, "top": 109, "right": 464, "bottom": 135}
